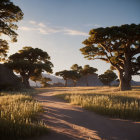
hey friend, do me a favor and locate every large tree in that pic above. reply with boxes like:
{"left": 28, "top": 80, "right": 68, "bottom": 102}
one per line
{"left": 0, "top": 0, "right": 23, "bottom": 61}
{"left": 99, "top": 70, "right": 118, "bottom": 86}
{"left": 6, "top": 47, "right": 53, "bottom": 88}
{"left": 80, "top": 24, "right": 140, "bottom": 90}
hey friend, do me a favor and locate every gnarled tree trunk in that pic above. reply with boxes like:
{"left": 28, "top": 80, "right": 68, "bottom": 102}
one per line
{"left": 21, "top": 75, "right": 30, "bottom": 88}
{"left": 119, "top": 76, "right": 131, "bottom": 91}
{"left": 118, "top": 53, "right": 132, "bottom": 91}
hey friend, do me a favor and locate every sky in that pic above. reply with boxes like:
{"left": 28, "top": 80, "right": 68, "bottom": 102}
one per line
{"left": 8, "top": 0, "right": 140, "bottom": 81}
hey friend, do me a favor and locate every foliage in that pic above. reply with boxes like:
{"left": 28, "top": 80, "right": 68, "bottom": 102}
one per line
{"left": 6, "top": 47, "right": 53, "bottom": 88}
{"left": 56, "top": 64, "right": 98, "bottom": 86}
{"left": 80, "top": 65, "right": 97, "bottom": 76}
{"left": 71, "top": 64, "right": 82, "bottom": 72}
{"left": 40, "top": 77, "right": 51, "bottom": 87}
{"left": 99, "top": 70, "right": 118, "bottom": 86}
{"left": 0, "top": 93, "right": 48, "bottom": 139}
{"left": 0, "top": 0, "right": 23, "bottom": 61}
{"left": 55, "top": 70, "right": 78, "bottom": 86}
{"left": 80, "top": 24, "right": 140, "bottom": 90}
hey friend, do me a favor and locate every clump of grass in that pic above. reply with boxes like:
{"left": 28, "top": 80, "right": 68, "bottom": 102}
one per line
{"left": 57, "top": 93, "right": 140, "bottom": 121}
{"left": 0, "top": 94, "right": 48, "bottom": 139}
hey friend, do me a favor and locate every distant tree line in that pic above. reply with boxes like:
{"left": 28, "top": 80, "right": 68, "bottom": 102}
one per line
{"left": 56, "top": 64, "right": 118, "bottom": 87}
{"left": 0, "top": 0, "right": 139, "bottom": 90}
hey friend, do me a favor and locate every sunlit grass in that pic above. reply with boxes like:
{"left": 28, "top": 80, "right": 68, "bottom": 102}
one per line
{"left": 55, "top": 86, "right": 140, "bottom": 120}
{"left": 0, "top": 92, "right": 48, "bottom": 139}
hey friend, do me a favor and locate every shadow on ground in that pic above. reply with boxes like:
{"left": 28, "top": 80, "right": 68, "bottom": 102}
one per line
{"left": 33, "top": 90, "right": 140, "bottom": 140}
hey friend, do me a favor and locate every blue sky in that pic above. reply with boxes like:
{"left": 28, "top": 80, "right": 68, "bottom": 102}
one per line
{"left": 9, "top": 0, "right": 140, "bottom": 81}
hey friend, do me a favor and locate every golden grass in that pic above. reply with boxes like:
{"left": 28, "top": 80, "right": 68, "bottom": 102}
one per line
{"left": 52, "top": 86, "right": 140, "bottom": 120}
{"left": 0, "top": 92, "right": 48, "bottom": 139}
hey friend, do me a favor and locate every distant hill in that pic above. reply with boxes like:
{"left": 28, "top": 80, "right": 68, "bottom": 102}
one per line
{"left": 29, "top": 73, "right": 65, "bottom": 87}
{"left": 29, "top": 73, "right": 140, "bottom": 87}
{"left": 131, "top": 80, "right": 140, "bottom": 86}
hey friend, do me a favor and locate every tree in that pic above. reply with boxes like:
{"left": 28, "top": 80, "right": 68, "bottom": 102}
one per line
{"left": 69, "top": 70, "right": 81, "bottom": 86}
{"left": 80, "top": 24, "right": 140, "bottom": 90}
{"left": 71, "top": 64, "right": 82, "bottom": 86}
{"left": 6, "top": 47, "right": 53, "bottom": 88}
{"left": 80, "top": 65, "right": 97, "bottom": 86}
{"left": 56, "top": 70, "right": 80, "bottom": 87}
{"left": 0, "top": 0, "right": 23, "bottom": 61}
{"left": 55, "top": 70, "right": 71, "bottom": 87}
{"left": 99, "top": 70, "right": 118, "bottom": 86}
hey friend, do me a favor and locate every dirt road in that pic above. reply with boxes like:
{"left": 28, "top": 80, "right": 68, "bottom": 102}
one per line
{"left": 35, "top": 88, "right": 140, "bottom": 140}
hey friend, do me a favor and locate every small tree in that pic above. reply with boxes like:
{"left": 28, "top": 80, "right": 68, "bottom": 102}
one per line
{"left": 80, "top": 24, "right": 140, "bottom": 90}
{"left": 6, "top": 47, "right": 53, "bottom": 88}
{"left": 99, "top": 70, "right": 118, "bottom": 86}
{"left": 0, "top": 0, "right": 23, "bottom": 61}
{"left": 80, "top": 65, "right": 98, "bottom": 86}
{"left": 71, "top": 64, "right": 82, "bottom": 86}
{"left": 55, "top": 70, "right": 71, "bottom": 87}
{"left": 69, "top": 70, "right": 81, "bottom": 86}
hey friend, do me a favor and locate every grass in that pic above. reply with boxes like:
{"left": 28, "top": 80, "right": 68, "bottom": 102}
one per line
{"left": 0, "top": 90, "right": 48, "bottom": 140}
{"left": 55, "top": 86, "right": 140, "bottom": 121}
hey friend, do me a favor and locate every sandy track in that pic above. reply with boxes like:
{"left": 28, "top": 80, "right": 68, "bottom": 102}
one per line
{"left": 34, "top": 88, "right": 140, "bottom": 140}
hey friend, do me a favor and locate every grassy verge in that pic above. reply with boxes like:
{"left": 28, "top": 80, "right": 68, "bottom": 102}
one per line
{"left": 0, "top": 90, "right": 48, "bottom": 140}
{"left": 56, "top": 87, "right": 140, "bottom": 121}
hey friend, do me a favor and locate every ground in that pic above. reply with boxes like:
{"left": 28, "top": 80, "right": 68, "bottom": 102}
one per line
{"left": 33, "top": 87, "right": 140, "bottom": 140}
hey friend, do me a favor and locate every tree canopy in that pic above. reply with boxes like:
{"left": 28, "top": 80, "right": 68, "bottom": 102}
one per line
{"left": 80, "top": 24, "right": 140, "bottom": 90}
{"left": 80, "top": 65, "right": 97, "bottom": 76}
{"left": 99, "top": 70, "right": 118, "bottom": 86}
{"left": 55, "top": 70, "right": 74, "bottom": 87}
{"left": 0, "top": 0, "right": 23, "bottom": 61}
{"left": 6, "top": 47, "right": 53, "bottom": 88}
{"left": 56, "top": 64, "right": 98, "bottom": 87}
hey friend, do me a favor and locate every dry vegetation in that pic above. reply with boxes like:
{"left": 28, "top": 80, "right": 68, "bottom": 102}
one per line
{"left": 0, "top": 90, "right": 48, "bottom": 140}
{"left": 52, "top": 86, "right": 140, "bottom": 120}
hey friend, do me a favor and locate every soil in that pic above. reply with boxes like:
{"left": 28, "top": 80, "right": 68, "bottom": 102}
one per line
{"left": 33, "top": 88, "right": 140, "bottom": 140}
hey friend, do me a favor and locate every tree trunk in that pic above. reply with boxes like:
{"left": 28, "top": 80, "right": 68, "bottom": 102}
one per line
{"left": 117, "top": 52, "right": 132, "bottom": 91}
{"left": 21, "top": 75, "right": 30, "bottom": 88}
{"left": 119, "top": 77, "right": 131, "bottom": 91}
{"left": 118, "top": 68, "right": 131, "bottom": 91}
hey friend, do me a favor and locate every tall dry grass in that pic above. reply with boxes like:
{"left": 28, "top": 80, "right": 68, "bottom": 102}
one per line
{"left": 56, "top": 86, "right": 140, "bottom": 120}
{"left": 0, "top": 92, "right": 48, "bottom": 140}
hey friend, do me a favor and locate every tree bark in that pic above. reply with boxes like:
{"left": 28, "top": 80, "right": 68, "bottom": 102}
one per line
{"left": 21, "top": 75, "right": 30, "bottom": 88}
{"left": 119, "top": 77, "right": 131, "bottom": 91}
{"left": 118, "top": 54, "right": 132, "bottom": 91}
